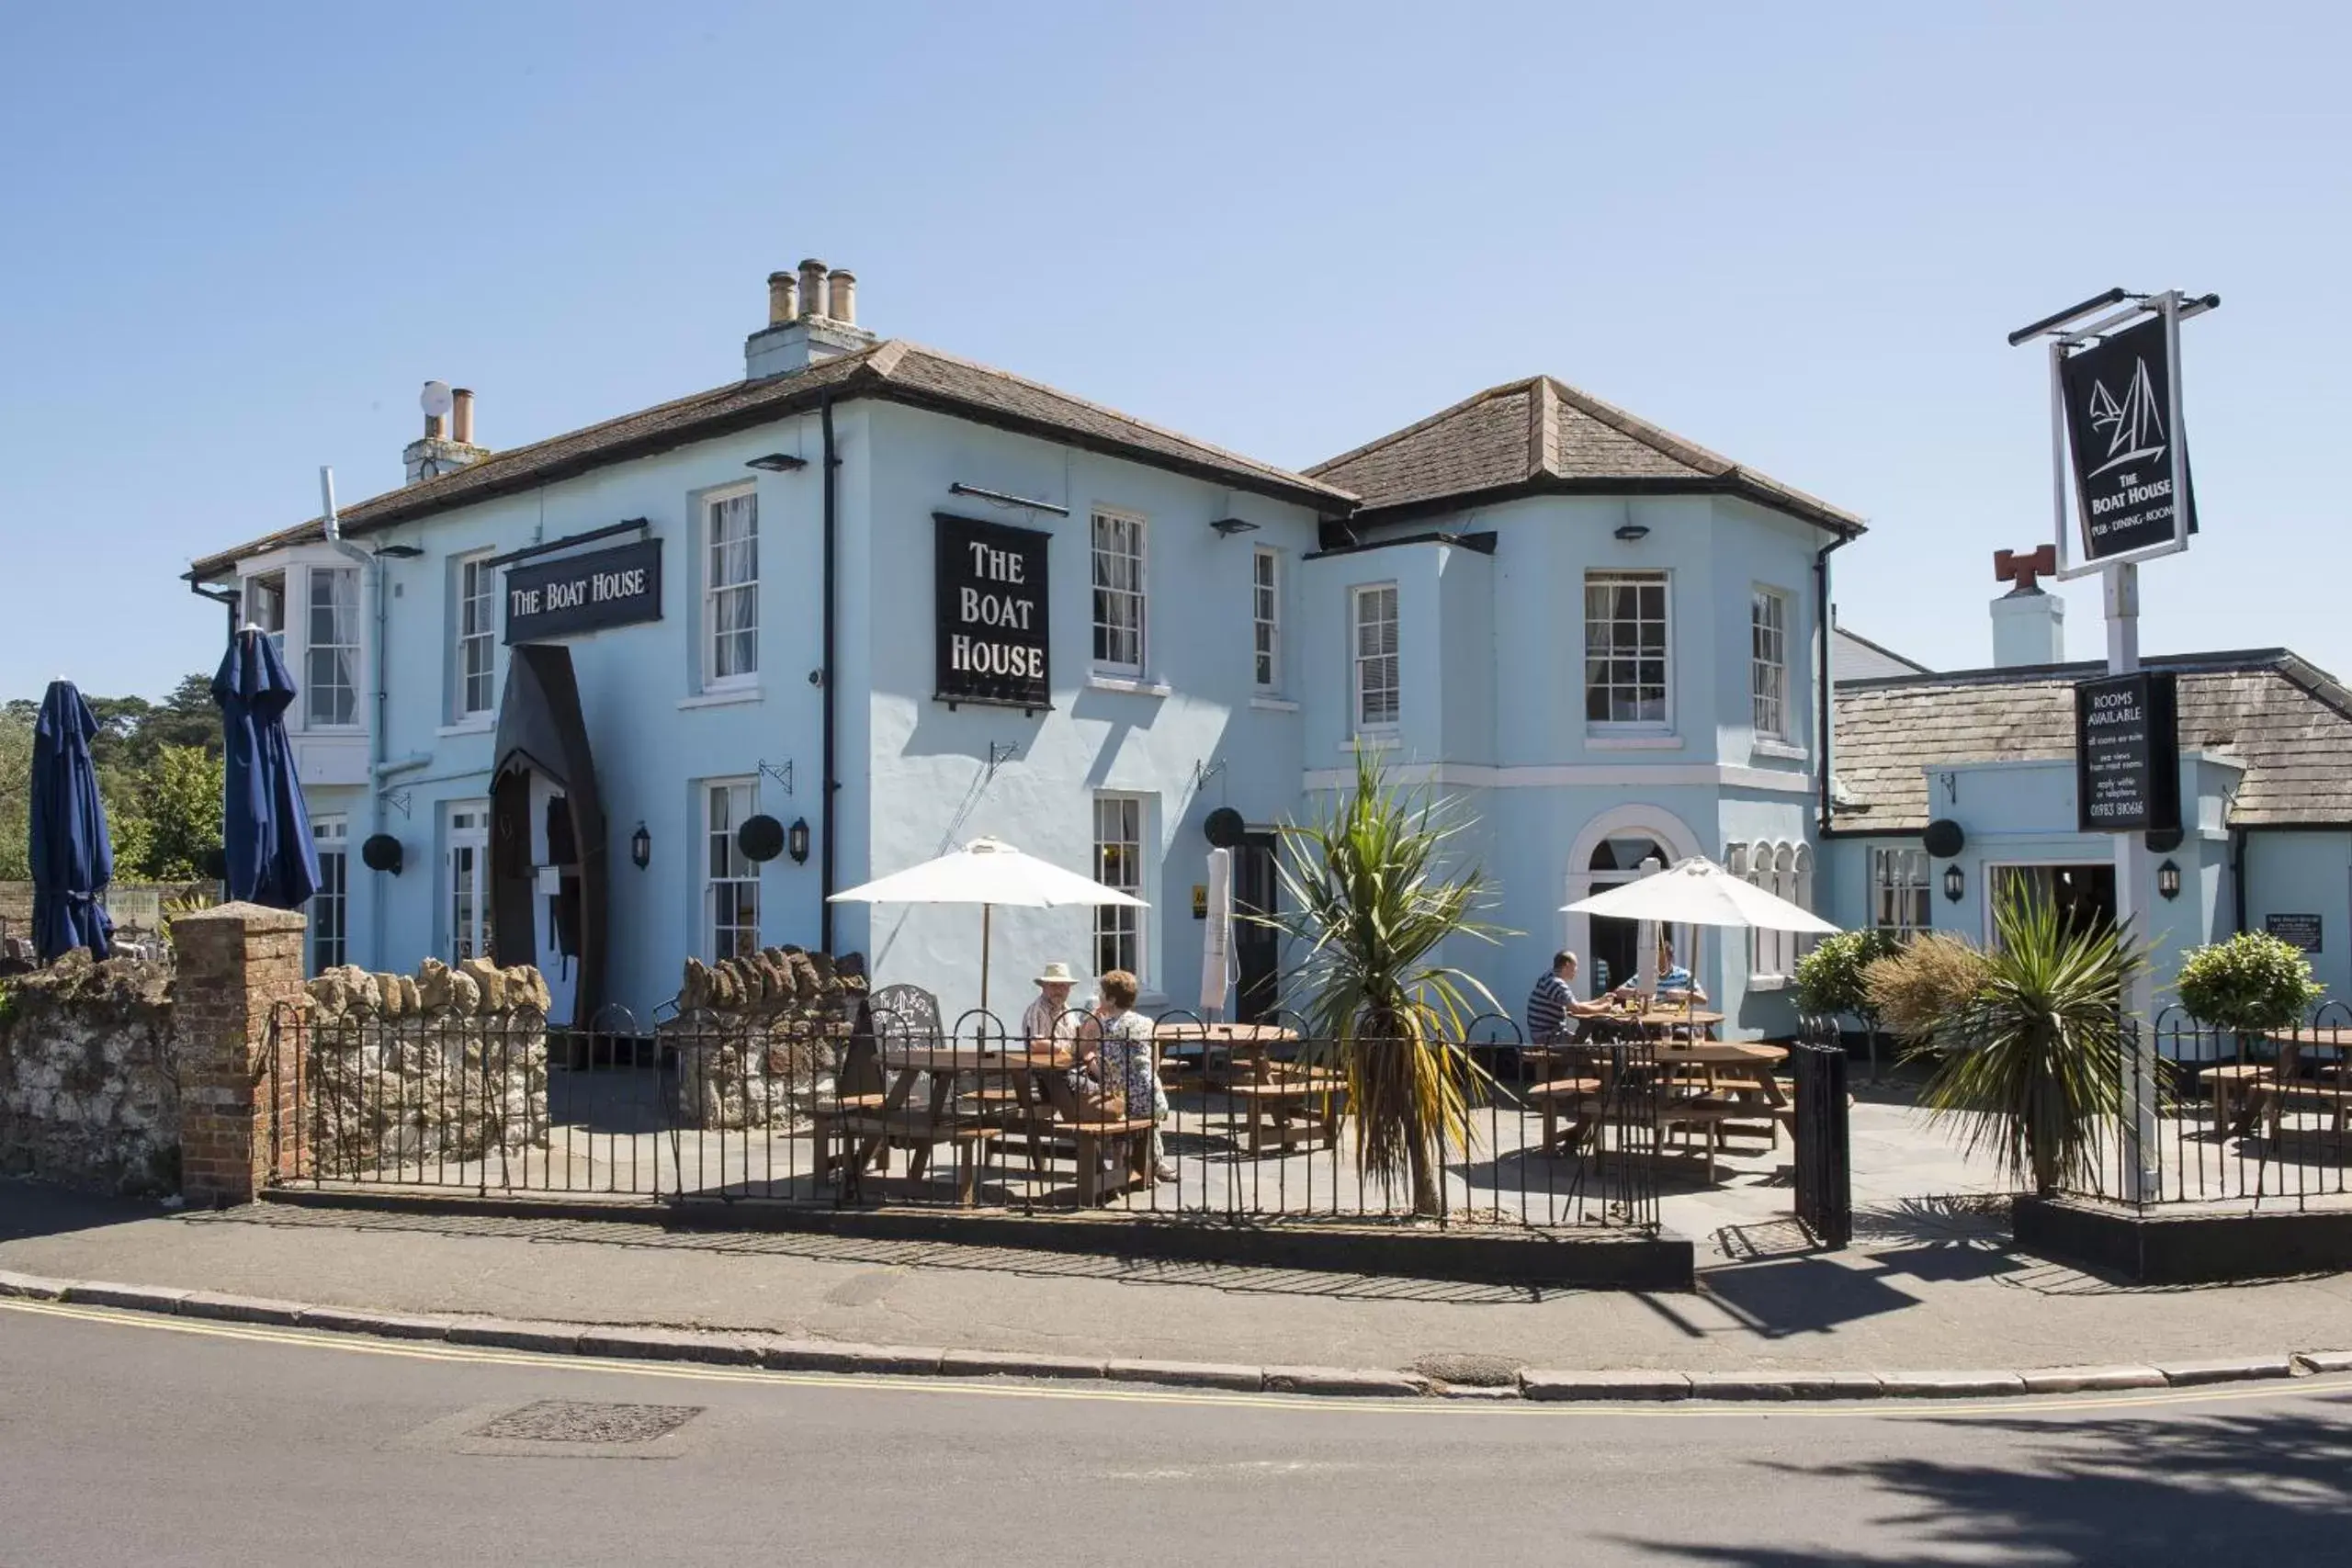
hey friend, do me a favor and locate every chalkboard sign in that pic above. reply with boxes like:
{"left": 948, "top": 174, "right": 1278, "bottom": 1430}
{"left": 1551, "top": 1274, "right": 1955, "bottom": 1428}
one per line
{"left": 2061, "top": 313, "right": 2198, "bottom": 562}
{"left": 504, "top": 538, "right": 663, "bottom": 643}
{"left": 2075, "top": 670, "right": 2181, "bottom": 834}
{"left": 2266, "top": 913, "right": 2323, "bottom": 953}
{"left": 934, "top": 512, "right": 1051, "bottom": 711}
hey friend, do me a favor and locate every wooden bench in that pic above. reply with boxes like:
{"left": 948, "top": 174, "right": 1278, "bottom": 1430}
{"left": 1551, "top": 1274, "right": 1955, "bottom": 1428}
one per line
{"left": 820, "top": 1114, "right": 1001, "bottom": 1205}
{"left": 1524, "top": 1076, "right": 1602, "bottom": 1151}
{"left": 1224, "top": 1068, "right": 1347, "bottom": 1155}
{"left": 2201, "top": 1062, "right": 2273, "bottom": 1135}
{"left": 1040, "top": 1073, "right": 1159, "bottom": 1204}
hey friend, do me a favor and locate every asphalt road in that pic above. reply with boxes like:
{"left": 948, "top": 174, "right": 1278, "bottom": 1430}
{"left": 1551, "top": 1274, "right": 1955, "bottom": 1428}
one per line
{"left": 4, "top": 1300, "right": 2348, "bottom": 1567}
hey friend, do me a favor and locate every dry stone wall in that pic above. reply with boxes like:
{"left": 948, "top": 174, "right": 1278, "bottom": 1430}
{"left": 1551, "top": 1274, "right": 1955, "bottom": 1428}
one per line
{"left": 0, "top": 953, "right": 180, "bottom": 1196}
{"left": 301, "top": 957, "right": 553, "bottom": 1175}
{"left": 662, "top": 947, "right": 866, "bottom": 1130}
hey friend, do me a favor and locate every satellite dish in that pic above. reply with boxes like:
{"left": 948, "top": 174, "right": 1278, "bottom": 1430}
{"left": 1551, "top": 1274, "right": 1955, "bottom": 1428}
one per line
{"left": 420, "top": 380, "right": 455, "bottom": 419}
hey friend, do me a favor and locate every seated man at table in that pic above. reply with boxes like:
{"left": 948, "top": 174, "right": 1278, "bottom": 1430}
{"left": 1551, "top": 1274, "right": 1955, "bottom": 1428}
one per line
{"left": 1021, "top": 961, "right": 1088, "bottom": 1048}
{"left": 1618, "top": 935, "right": 1708, "bottom": 1008}
{"left": 1526, "top": 951, "right": 1618, "bottom": 1045}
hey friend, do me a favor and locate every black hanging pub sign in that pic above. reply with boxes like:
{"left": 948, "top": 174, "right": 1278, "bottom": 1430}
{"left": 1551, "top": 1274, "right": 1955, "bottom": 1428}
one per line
{"left": 2059, "top": 313, "right": 2199, "bottom": 563}
{"left": 934, "top": 512, "right": 1051, "bottom": 711}
{"left": 2075, "top": 669, "right": 2181, "bottom": 834}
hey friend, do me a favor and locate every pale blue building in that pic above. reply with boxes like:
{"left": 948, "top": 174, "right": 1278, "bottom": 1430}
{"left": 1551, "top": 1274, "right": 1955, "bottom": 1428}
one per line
{"left": 185, "top": 258, "right": 2054, "bottom": 1039}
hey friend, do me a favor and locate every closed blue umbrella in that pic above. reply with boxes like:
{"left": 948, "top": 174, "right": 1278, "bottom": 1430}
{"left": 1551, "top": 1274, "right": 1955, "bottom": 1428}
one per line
{"left": 214, "top": 628, "right": 318, "bottom": 909}
{"left": 29, "top": 681, "right": 116, "bottom": 963}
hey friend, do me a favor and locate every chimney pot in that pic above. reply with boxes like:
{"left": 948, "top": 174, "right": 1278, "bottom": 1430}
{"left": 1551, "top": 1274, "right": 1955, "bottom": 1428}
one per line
{"left": 450, "top": 388, "right": 475, "bottom": 446}
{"left": 424, "top": 412, "right": 447, "bottom": 439}
{"left": 798, "top": 258, "right": 831, "bottom": 321}
{"left": 767, "top": 270, "right": 799, "bottom": 326}
{"left": 826, "top": 269, "right": 856, "bottom": 327}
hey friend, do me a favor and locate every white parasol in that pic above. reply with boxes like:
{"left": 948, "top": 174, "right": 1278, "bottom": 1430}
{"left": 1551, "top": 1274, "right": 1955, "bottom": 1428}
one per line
{"left": 1563, "top": 855, "right": 1840, "bottom": 933}
{"left": 831, "top": 837, "right": 1146, "bottom": 1014}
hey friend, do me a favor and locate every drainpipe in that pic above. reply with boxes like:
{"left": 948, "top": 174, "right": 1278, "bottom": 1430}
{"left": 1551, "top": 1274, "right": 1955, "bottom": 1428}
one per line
{"left": 2230, "top": 825, "right": 2247, "bottom": 934}
{"left": 1813, "top": 536, "right": 1848, "bottom": 839}
{"left": 321, "top": 467, "right": 389, "bottom": 969}
{"left": 819, "top": 396, "right": 840, "bottom": 952}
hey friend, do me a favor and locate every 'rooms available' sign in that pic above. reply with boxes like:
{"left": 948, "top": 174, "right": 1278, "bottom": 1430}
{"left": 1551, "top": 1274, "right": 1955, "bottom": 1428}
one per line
{"left": 934, "top": 512, "right": 1051, "bottom": 711}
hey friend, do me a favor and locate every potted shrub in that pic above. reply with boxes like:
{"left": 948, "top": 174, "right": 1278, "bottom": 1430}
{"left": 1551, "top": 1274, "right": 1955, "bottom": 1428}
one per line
{"left": 1258, "top": 752, "right": 1508, "bottom": 1217}
{"left": 1795, "top": 929, "right": 1899, "bottom": 1055}
{"left": 1862, "top": 933, "right": 1992, "bottom": 1053}
{"left": 1901, "top": 885, "right": 2143, "bottom": 1196}
{"left": 2174, "top": 931, "right": 2323, "bottom": 1060}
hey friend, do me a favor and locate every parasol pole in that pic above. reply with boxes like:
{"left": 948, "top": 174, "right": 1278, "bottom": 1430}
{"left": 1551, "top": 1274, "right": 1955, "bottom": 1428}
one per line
{"left": 980, "top": 904, "right": 992, "bottom": 1018}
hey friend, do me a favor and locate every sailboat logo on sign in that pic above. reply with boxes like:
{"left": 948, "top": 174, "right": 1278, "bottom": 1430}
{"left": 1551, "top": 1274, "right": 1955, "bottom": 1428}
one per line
{"left": 2084, "top": 355, "right": 2166, "bottom": 478}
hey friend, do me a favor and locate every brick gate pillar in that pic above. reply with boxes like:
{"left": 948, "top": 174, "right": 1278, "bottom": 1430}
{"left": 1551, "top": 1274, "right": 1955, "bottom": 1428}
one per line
{"left": 171, "top": 902, "right": 308, "bottom": 1206}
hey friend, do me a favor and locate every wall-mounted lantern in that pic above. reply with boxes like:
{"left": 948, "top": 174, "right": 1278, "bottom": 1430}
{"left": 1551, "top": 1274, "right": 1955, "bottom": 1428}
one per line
{"left": 630, "top": 822, "right": 650, "bottom": 871}
{"left": 1943, "top": 864, "right": 1965, "bottom": 903}
{"left": 787, "top": 818, "right": 811, "bottom": 865}
{"left": 2157, "top": 860, "right": 2182, "bottom": 900}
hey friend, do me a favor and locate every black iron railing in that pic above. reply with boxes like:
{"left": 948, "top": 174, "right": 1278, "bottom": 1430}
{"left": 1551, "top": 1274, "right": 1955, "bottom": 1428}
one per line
{"left": 1790, "top": 1032, "right": 1852, "bottom": 1248}
{"left": 2064, "top": 1006, "right": 2352, "bottom": 1213}
{"left": 267, "top": 1000, "right": 1668, "bottom": 1233}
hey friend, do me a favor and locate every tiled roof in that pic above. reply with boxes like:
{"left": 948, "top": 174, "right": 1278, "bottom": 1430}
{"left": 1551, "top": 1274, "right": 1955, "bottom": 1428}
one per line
{"left": 1831, "top": 650, "right": 2352, "bottom": 829}
{"left": 1306, "top": 375, "right": 1866, "bottom": 536}
{"left": 188, "top": 341, "right": 1354, "bottom": 579}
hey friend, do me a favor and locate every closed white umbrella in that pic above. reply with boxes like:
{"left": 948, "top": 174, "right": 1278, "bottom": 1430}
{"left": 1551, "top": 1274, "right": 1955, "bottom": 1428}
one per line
{"left": 1199, "top": 847, "right": 1233, "bottom": 1018}
{"left": 831, "top": 837, "right": 1147, "bottom": 1014}
{"left": 1563, "top": 855, "right": 1840, "bottom": 933}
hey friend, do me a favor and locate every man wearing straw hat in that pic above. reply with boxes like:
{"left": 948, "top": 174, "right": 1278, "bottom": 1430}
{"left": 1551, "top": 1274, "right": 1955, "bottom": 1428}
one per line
{"left": 1022, "top": 961, "right": 1085, "bottom": 1048}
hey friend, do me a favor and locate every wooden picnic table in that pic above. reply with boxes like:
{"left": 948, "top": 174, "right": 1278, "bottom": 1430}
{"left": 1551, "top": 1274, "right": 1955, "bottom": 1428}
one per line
{"left": 824, "top": 1043, "right": 1065, "bottom": 1205}
{"left": 1531, "top": 1039, "right": 1790, "bottom": 1181}
{"left": 1155, "top": 1021, "right": 1301, "bottom": 1086}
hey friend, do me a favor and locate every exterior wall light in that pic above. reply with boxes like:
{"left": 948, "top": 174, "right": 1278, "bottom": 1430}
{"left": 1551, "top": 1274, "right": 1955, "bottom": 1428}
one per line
{"left": 1942, "top": 863, "right": 1965, "bottom": 902}
{"left": 1612, "top": 524, "right": 1650, "bottom": 542}
{"left": 630, "top": 822, "right": 650, "bottom": 870}
{"left": 787, "top": 817, "right": 811, "bottom": 865}
{"left": 1210, "top": 517, "right": 1261, "bottom": 536}
{"left": 2157, "top": 859, "right": 2182, "bottom": 900}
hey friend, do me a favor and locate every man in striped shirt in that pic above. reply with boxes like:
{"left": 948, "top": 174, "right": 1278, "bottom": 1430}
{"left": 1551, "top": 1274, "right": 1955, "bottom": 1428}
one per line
{"left": 1526, "top": 951, "right": 1610, "bottom": 1044}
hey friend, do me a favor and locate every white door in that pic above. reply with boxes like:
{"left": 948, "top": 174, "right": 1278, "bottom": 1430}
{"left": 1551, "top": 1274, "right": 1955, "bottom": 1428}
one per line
{"left": 446, "top": 805, "right": 491, "bottom": 962}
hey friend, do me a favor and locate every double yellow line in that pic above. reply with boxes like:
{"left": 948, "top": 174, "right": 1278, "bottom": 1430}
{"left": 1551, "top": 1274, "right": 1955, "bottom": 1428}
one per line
{"left": 3, "top": 1295, "right": 2338, "bottom": 1421}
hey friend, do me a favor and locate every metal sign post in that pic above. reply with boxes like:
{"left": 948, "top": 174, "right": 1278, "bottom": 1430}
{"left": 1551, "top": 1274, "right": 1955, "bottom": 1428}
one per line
{"left": 2012, "top": 286, "right": 2217, "bottom": 1202}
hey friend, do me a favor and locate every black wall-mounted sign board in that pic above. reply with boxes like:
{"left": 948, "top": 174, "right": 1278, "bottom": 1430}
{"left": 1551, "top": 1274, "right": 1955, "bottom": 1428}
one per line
{"left": 2266, "top": 913, "right": 2323, "bottom": 953}
{"left": 2075, "top": 670, "right": 2181, "bottom": 834}
{"left": 504, "top": 538, "right": 663, "bottom": 643}
{"left": 934, "top": 512, "right": 1051, "bottom": 711}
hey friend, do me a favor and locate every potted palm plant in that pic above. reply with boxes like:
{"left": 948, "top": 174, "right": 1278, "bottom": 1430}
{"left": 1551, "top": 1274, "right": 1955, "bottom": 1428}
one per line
{"left": 1259, "top": 752, "right": 1508, "bottom": 1218}
{"left": 1908, "top": 883, "right": 2144, "bottom": 1197}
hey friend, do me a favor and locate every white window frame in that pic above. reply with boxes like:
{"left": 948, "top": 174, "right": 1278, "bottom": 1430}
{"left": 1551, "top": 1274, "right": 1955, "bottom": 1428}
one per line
{"left": 702, "top": 484, "right": 760, "bottom": 691}
{"left": 1584, "top": 570, "right": 1672, "bottom": 732}
{"left": 704, "top": 777, "right": 760, "bottom": 961}
{"left": 446, "top": 804, "right": 491, "bottom": 963}
{"left": 245, "top": 570, "right": 288, "bottom": 660}
{"left": 1090, "top": 509, "right": 1148, "bottom": 677}
{"left": 455, "top": 551, "right": 498, "bottom": 720}
{"left": 1735, "top": 840, "right": 1813, "bottom": 982}
{"left": 1751, "top": 586, "right": 1789, "bottom": 741}
{"left": 310, "top": 816, "right": 348, "bottom": 975}
{"left": 1871, "top": 845, "right": 1932, "bottom": 938}
{"left": 303, "top": 565, "right": 361, "bottom": 729}
{"left": 1093, "top": 793, "right": 1147, "bottom": 982}
{"left": 1351, "top": 581, "right": 1400, "bottom": 731}
{"left": 1251, "top": 547, "right": 1282, "bottom": 691}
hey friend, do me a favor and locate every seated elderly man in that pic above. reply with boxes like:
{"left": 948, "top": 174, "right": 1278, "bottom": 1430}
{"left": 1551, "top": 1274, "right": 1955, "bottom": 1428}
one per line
{"left": 1021, "top": 961, "right": 1086, "bottom": 1047}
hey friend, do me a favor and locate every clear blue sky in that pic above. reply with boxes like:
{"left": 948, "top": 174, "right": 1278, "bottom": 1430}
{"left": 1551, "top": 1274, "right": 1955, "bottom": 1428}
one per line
{"left": 4, "top": 0, "right": 2346, "bottom": 701}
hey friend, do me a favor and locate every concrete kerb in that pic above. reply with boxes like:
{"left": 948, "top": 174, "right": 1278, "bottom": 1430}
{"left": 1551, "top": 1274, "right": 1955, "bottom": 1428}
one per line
{"left": 5, "top": 1267, "right": 2351, "bottom": 1404}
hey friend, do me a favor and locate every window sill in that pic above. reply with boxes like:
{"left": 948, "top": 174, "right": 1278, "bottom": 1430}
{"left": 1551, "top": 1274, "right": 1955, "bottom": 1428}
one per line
{"left": 679, "top": 686, "right": 764, "bottom": 711}
{"left": 1087, "top": 672, "right": 1172, "bottom": 698}
{"left": 436, "top": 719, "right": 493, "bottom": 739}
{"left": 296, "top": 724, "right": 367, "bottom": 738}
{"left": 1747, "top": 975, "right": 1791, "bottom": 992}
{"left": 1344, "top": 732, "right": 1402, "bottom": 752}
{"left": 1250, "top": 694, "right": 1301, "bottom": 713}
{"left": 1586, "top": 733, "right": 1682, "bottom": 751}
{"left": 1752, "top": 739, "right": 1808, "bottom": 761}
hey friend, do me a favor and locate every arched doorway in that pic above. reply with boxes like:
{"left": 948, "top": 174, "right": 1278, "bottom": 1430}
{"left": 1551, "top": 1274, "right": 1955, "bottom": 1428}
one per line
{"left": 1563, "top": 805, "right": 1704, "bottom": 998}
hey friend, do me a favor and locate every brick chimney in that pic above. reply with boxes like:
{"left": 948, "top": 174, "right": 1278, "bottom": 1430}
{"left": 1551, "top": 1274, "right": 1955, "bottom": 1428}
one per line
{"left": 1991, "top": 546, "right": 2065, "bottom": 667}
{"left": 745, "top": 259, "right": 876, "bottom": 378}
{"left": 403, "top": 382, "right": 490, "bottom": 485}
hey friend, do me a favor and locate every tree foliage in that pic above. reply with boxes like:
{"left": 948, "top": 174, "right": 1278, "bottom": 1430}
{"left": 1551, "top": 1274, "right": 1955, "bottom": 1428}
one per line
{"left": 1257, "top": 751, "right": 1510, "bottom": 1217}
{"left": 1909, "top": 886, "right": 2144, "bottom": 1196}
{"left": 2175, "top": 931, "right": 2324, "bottom": 1034}
{"left": 2, "top": 673, "right": 222, "bottom": 886}
{"left": 1794, "top": 929, "right": 1901, "bottom": 1021}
